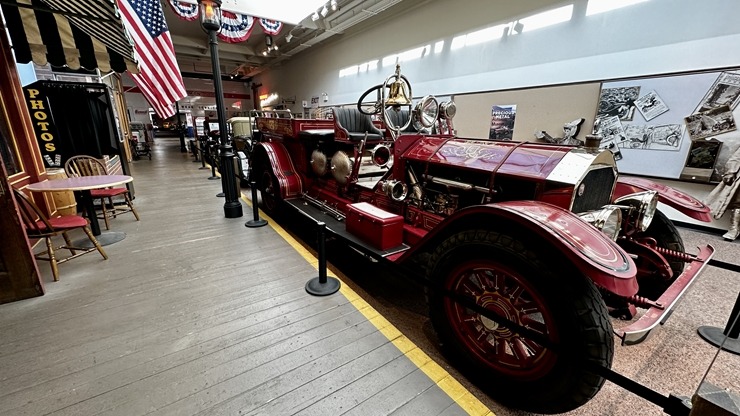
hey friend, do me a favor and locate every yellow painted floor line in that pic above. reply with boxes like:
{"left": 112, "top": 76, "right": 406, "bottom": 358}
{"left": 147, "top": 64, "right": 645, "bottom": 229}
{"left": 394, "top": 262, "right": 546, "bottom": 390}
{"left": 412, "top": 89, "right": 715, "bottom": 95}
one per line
{"left": 240, "top": 192, "right": 494, "bottom": 416}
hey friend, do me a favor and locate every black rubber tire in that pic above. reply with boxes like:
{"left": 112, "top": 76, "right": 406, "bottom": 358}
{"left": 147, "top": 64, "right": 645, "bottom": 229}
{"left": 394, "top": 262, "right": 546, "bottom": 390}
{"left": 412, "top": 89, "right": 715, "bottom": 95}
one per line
{"left": 258, "top": 165, "right": 281, "bottom": 217}
{"left": 636, "top": 210, "right": 685, "bottom": 299}
{"left": 428, "top": 230, "right": 614, "bottom": 414}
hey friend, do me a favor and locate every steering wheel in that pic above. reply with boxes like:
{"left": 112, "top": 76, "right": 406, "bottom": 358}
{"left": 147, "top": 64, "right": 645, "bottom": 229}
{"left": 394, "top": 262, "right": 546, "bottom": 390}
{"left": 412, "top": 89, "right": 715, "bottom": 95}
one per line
{"left": 357, "top": 65, "right": 415, "bottom": 137}
{"left": 357, "top": 84, "right": 384, "bottom": 116}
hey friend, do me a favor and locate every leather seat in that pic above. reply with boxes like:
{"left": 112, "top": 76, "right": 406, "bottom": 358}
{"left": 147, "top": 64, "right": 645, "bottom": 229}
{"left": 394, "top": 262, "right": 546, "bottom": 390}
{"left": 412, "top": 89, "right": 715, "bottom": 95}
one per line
{"left": 332, "top": 108, "right": 383, "bottom": 142}
{"left": 384, "top": 109, "right": 417, "bottom": 134}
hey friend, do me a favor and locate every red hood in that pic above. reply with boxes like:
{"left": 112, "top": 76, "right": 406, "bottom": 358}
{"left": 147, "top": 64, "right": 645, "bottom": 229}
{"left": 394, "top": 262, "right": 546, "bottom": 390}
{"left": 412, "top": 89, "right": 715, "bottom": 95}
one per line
{"left": 403, "top": 137, "right": 574, "bottom": 180}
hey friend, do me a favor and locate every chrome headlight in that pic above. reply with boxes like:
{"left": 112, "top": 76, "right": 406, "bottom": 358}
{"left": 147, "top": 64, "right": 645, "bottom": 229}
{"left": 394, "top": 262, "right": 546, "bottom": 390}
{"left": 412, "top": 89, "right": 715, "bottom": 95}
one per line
{"left": 577, "top": 205, "right": 623, "bottom": 240}
{"left": 439, "top": 101, "right": 456, "bottom": 120}
{"left": 614, "top": 190, "right": 659, "bottom": 232}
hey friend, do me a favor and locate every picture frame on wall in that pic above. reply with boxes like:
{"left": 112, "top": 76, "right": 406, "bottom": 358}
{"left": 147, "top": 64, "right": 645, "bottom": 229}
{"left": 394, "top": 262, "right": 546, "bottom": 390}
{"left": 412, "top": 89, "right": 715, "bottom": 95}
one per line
{"left": 680, "top": 138, "right": 722, "bottom": 182}
{"left": 696, "top": 71, "right": 740, "bottom": 113}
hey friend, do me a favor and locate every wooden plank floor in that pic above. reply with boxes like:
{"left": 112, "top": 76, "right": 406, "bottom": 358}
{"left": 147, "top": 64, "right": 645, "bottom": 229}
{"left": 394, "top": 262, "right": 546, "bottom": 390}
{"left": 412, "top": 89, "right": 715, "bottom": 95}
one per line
{"left": 0, "top": 138, "right": 475, "bottom": 416}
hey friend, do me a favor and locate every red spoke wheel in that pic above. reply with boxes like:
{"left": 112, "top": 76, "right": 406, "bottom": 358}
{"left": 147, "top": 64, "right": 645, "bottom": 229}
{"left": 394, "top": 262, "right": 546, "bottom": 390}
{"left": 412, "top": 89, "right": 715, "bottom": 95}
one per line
{"left": 443, "top": 260, "right": 558, "bottom": 380}
{"left": 258, "top": 167, "right": 280, "bottom": 216}
{"left": 428, "top": 230, "right": 614, "bottom": 414}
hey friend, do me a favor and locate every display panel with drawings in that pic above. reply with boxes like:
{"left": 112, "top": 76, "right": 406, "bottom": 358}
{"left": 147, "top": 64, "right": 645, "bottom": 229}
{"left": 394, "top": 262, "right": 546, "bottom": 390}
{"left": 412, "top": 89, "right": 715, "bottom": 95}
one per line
{"left": 596, "top": 71, "right": 740, "bottom": 182}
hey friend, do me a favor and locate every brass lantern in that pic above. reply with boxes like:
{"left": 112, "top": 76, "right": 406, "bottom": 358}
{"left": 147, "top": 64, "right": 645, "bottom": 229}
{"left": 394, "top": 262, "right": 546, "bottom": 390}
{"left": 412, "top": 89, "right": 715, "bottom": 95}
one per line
{"left": 198, "top": 0, "right": 222, "bottom": 32}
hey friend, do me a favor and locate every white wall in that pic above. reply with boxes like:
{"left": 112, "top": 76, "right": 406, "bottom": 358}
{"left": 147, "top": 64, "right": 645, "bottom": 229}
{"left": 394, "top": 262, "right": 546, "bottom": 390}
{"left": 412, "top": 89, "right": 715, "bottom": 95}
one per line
{"left": 251, "top": 0, "right": 740, "bottom": 234}
{"left": 254, "top": 0, "right": 740, "bottom": 110}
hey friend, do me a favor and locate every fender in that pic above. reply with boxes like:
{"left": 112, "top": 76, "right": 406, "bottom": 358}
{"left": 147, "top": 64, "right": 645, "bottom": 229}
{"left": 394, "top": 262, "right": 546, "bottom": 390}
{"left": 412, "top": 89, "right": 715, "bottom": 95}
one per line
{"left": 400, "top": 201, "right": 638, "bottom": 297}
{"left": 253, "top": 142, "right": 302, "bottom": 200}
{"left": 615, "top": 176, "right": 711, "bottom": 222}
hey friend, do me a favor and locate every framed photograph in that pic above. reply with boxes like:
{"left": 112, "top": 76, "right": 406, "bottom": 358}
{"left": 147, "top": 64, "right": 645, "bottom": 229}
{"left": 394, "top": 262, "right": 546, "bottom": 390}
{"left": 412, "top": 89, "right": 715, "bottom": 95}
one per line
{"left": 680, "top": 138, "right": 722, "bottom": 182}
{"left": 696, "top": 71, "right": 740, "bottom": 113}
{"left": 685, "top": 104, "right": 737, "bottom": 140}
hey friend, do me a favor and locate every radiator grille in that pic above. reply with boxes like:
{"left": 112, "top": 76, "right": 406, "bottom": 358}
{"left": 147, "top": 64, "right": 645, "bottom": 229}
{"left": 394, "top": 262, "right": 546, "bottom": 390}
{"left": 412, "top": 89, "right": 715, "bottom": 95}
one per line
{"left": 571, "top": 167, "right": 616, "bottom": 213}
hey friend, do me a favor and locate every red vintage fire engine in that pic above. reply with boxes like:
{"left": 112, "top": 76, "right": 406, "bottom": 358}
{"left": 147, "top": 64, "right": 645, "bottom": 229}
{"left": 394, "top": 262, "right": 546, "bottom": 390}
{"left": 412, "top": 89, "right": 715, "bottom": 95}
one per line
{"left": 251, "top": 66, "right": 714, "bottom": 413}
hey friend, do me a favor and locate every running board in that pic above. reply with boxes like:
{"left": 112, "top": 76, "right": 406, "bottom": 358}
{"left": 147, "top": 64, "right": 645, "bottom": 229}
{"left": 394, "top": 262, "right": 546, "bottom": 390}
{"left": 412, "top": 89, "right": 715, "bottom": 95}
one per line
{"left": 286, "top": 198, "right": 410, "bottom": 259}
{"left": 616, "top": 244, "right": 715, "bottom": 346}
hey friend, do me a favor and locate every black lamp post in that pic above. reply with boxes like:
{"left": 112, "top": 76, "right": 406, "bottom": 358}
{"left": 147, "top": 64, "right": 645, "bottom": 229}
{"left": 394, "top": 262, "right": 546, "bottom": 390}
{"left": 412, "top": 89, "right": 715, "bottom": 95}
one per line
{"left": 199, "top": 0, "right": 242, "bottom": 218}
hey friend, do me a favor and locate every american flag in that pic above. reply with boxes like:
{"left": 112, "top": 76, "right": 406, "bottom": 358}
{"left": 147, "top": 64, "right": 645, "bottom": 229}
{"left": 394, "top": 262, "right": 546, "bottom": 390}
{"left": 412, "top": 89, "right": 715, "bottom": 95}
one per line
{"left": 117, "top": 0, "right": 186, "bottom": 118}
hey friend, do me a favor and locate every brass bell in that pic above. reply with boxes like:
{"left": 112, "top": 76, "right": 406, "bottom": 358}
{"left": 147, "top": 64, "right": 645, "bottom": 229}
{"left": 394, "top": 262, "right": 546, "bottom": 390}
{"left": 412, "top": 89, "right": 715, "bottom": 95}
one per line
{"left": 386, "top": 80, "right": 412, "bottom": 107}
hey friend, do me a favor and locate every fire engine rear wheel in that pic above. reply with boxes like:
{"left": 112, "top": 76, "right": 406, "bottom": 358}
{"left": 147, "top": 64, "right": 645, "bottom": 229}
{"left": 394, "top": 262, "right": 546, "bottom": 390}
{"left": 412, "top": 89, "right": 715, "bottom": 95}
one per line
{"left": 428, "top": 230, "right": 614, "bottom": 414}
{"left": 636, "top": 210, "right": 685, "bottom": 299}
{"left": 258, "top": 167, "right": 281, "bottom": 216}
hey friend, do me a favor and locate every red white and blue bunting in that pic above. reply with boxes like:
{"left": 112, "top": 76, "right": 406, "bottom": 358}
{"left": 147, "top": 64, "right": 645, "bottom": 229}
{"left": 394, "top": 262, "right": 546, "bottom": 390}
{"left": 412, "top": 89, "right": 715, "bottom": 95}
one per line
{"left": 258, "top": 18, "right": 283, "bottom": 36}
{"left": 218, "top": 12, "right": 255, "bottom": 43}
{"left": 166, "top": 2, "right": 281, "bottom": 42}
{"left": 167, "top": 0, "right": 198, "bottom": 21}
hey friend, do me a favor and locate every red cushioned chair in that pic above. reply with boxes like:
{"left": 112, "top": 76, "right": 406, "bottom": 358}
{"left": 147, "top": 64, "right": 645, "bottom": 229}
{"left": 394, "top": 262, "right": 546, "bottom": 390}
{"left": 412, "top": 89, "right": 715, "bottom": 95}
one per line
{"left": 64, "top": 155, "right": 140, "bottom": 230}
{"left": 13, "top": 188, "right": 108, "bottom": 281}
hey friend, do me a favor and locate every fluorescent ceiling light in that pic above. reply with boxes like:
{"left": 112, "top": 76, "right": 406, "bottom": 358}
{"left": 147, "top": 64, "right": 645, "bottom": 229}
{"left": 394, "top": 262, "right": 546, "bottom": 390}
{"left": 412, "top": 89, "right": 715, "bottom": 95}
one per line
{"left": 175, "top": 0, "right": 331, "bottom": 25}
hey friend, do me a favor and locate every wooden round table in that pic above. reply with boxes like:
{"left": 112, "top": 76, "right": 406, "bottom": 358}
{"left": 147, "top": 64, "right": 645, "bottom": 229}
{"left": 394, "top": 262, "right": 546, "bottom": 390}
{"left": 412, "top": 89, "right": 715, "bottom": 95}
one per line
{"left": 26, "top": 175, "right": 134, "bottom": 246}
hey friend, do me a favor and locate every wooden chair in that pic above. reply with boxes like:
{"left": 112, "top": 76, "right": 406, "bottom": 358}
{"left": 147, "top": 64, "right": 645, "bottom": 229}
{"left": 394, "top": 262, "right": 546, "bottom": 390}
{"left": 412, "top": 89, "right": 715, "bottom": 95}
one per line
{"left": 13, "top": 188, "right": 108, "bottom": 281}
{"left": 64, "top": 155, "right": 140, "bottom": 230}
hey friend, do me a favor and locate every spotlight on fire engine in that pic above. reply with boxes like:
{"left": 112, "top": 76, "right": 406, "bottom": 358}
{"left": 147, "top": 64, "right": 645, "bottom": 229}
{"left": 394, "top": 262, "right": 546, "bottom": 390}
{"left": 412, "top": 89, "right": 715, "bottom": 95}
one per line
{"left": 320, "top": 5, "right": 329, "bottom": 17}
{"left": 614, "top": 190, "right": 659, "bottom": 232}
{"left": 311, "top": 11, "right": 320, "bottom": 21}
{"left": 331, "top": 0, "right": 338, "bottom": 11}
{"left": 578, "top": 205, "right": 623, "bottom": 241}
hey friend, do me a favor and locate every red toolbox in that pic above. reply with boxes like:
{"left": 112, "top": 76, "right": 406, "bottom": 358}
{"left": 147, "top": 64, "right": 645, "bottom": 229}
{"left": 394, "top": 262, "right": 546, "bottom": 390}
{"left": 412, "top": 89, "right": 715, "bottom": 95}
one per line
{"left": 346, "top": 202, "right": 403, "bottom": 250}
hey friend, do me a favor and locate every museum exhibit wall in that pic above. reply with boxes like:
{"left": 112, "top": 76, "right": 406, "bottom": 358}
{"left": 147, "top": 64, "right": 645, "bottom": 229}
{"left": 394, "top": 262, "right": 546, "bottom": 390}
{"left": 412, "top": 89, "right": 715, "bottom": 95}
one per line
{"left": 252, "top": 0, "right": 740, "bottom": 231}
{"left": 255, "top": 0, "right": 740, "bottom": 109}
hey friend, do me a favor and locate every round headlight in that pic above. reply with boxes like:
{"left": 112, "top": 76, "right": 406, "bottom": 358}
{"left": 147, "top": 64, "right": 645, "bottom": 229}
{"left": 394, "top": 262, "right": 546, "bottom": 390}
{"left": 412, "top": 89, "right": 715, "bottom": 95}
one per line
{"left": 614, "top": 190, "right": 659, "bottom": 232}
{"left": 440, "top": 101, "right": 456, "bottom": 120}
{"left": 578, "top": 205, "right": 623, "bottom": 240}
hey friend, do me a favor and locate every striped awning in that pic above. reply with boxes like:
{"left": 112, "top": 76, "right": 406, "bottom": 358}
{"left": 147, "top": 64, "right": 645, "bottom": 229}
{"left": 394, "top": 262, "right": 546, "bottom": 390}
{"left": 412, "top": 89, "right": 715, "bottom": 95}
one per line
{"left": 1, "top": 0, "right": 137, "bottom": 73}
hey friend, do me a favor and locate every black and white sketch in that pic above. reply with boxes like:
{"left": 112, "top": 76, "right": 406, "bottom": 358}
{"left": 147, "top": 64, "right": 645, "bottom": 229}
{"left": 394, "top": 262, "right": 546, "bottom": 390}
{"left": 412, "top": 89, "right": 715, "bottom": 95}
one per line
{"left": 620, "top": 124, "right": 682, "bottom": 151}
{"left": 597, "top": 86, "right": 640, "bottom": 121}
{"left": 697, "top": 71, "right": 740, "bottom": 113}
{"left": 635, "top": 90, "right": 669, "bottom": 121}
{"left": 685, "top": 104, "right": 737, "bottom": 140}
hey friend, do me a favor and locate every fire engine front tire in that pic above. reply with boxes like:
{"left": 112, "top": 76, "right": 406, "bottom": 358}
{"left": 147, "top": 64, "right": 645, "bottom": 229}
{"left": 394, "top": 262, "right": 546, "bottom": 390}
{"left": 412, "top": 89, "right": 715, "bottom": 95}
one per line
{"left": 428, "top": 230, "right": 614, "bottom": 414}
{"left": 258, "top": 166, "right": 281, "bottom": 216}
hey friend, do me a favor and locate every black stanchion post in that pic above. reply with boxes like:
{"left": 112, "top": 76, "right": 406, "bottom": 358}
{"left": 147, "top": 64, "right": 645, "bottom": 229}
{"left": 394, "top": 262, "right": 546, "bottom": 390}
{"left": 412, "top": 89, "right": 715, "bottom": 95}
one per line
{"left": 305, "top": 222, "right": 340, "bottom": 296}
{"left": 697, "top": 291, "right": 740, "bottom": 355}
{"left": 207, "top": 140, "right": 219, "bottom": 180}
{"left": 198, "top": 137, "right": 208, "bottom": 169}
{"left": 245, "top": 181, "right": 267, "bottom": 228}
